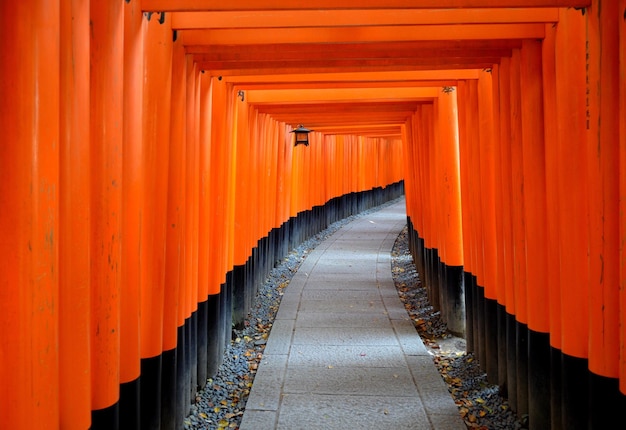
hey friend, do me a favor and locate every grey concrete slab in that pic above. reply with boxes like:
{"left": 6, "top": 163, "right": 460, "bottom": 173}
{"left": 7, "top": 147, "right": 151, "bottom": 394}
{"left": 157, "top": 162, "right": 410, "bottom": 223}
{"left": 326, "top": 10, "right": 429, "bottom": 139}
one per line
{"left": 283, "top": 365, "right": 419, "bottom": 396}
{"left": 275, "top": 394, "right": 431, "bottom": 430}
{"left": 294, "top": 312, "right": 393, "bottom": 328}
{"left": 263, "top": 319, "right": 295, "bottom": 355}
{"left": 392, "top": 319, "right": 431, "bottom": 356}
{"left": 287, "top": 344, "right": 407, "bottom": 367}
{"left": 240, "top": 199, "right": 466, "bottom": 430}
{"left": 297, "top": 298, "right": 386, "bottom": 314}
{"left": 300, "top": 289, "right": 382, "bottom": 301}
{"left": 292, "top": 326, "right": 398, "bottom": 346}
{"left": 301, "top": 278, "right": 380, "bottom": 291}
{"left": 238, "top": 410, "right": 278, "bottom": 429}
{"left": 244, "top": 354, "right": 288, "bottom": 411}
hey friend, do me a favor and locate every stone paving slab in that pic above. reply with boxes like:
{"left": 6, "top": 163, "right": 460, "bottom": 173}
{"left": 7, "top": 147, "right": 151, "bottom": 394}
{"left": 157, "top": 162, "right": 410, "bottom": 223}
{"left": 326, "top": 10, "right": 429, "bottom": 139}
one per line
{"left": 294, "top": 312, "right": 393, "bottom": 328}
{"left": 276, "top": 394, "right": 431, "bottom": 430}
{"left": 240, "top": 199, "right": 466, "bottom": 430}
{"left": 287, "top": 344, "right": 408, "bottom": 367}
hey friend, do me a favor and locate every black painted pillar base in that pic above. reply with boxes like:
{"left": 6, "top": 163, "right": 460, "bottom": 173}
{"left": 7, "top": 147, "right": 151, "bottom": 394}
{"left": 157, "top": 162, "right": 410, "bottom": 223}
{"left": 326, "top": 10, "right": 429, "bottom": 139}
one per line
{"left": 140, "top": 355, "right": 162, "bottom": 430}
{"left": 196, "top": 300, "right": 208, "bottom": 389}
{"left": 516, "top": 322, "right": 529, "bottom": 418}
{"left": 528, "top": 329, "right": 551, "bottom": 430}
{"left": 161, "top": 348, "right": 177, "bottom": 429}
{"left": 443, "top": 265, "right": 465, "bottom": 337}
{"left": 476, "top": 284, "right": 486, "bottom": 371}
{"left": 485, "top": 297, "right": 499, "bottom": 383}
{"left": 496, "top": 305, "right": 508, "bottom": 392}
{"left": 119, "top": 378, "right": 140, "bottom": 430}
{"left": 232, "top": 264, "right": 247, "bottom": 330}
{"left": 464, "top": 271, "right": 475, "bottom": 354}
{"left": 506, "top": 311, "right": 518, "bottom": 411}
{"left": 206, "top": 293, "right": 220, "bottom": 378}
{"left": 189, "top": 310, "right": 198, "bottom": 403}
{"left": 175, "top": 325, "right": 187, "bottom": 430}
{"left": 589, "top": 369, "right": 626, "bottom": 429}
{"left": 561, "top": 353, "right": 588, "bottom": 430}
{"left": 92, "top": 403, "right": 119, "bottom": 430}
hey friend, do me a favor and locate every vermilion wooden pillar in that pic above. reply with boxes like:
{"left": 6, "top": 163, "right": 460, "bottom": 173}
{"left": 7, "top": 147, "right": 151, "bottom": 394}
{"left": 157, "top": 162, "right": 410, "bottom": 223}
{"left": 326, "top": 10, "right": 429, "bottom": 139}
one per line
{"left": 620, "top": 0, "right": 626, "bottom": 397}
{"left": 139, "top": 13, "right": 173, "bottom": 430}
{"left": 198, "top": 71, "right": 214, "bottom": 391}
{"left": 466, "top": 80, "right": 486, "bottom": 369}
{"left": 119, "top": 2, "right": 144, "bottom": 428}
{"left": 162, "top": 32, "right": 187, "bottom": 429}
{"left": 509, "top": 48, "right": 526, "bottom": 414}
{"left": 477, "top": 70, "right": 499, "bottom": 383}
{"left": 456, "top": 81, "right": 476, "bottom": 353}
{"left": 586, "top": 1, "right": 623, "bottom": 426}
{"left": 436, "top": 90, "right": 465, "bottom": 336}
{"left": 493, "top": 61, "right": 513, "bottom": 393}
{"left": 59, "top": 0, "right": 91, "bottom": 428}
{"left": 0, "top": 1, "right": 60, "bottom": 429}
{"left": 541, "top": 19, "right": 559, "bottom": 430}
{"left": 520, "top": 37, "right": 551, "bottom": 429}
{"left": 554, "top": 8, "right": 588, "bottom": 430}
{"left": 89, "top": 0, "right": 124, "bottom": 427}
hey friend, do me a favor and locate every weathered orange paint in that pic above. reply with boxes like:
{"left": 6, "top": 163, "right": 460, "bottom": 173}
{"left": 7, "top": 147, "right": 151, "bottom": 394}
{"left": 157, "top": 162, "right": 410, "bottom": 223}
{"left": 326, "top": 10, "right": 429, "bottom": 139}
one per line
{"left": 520, "top": 39, "right": 549, "bottom": 333}
{"left": 466, "top": 79, "right": 485, "bottom": 289}
{"left": 59, "top": 0, "right": 91, "bottom": 427}
{"left": 620, "top": 0, "right": 626, "bottom": 394}
{"left": 456, "top": 81, "right": 475, "bottom": 279}
{"left": 0, "top": 1, "right": 61, "bottom": 428}
{"left": 541, "top": 20, "right": 562, "bottom": 347}
{"left": 554, "top": 7, "right": 587, "bottom": 355}
{"left": 90, "top": 0, "right": 123, "bottom": 411}
{"left": 509, "top": 48, "right": 528, "bottom": 325}
{"left": 586, "top": 0, "right": 620, "bottom": 378}
{"left": 490, "top": 64, "right": 507, "bottom": 306}
{"left": 478, "top": 71, "right": 498, "bottom": 300}
{"left": 551, "top": 6, "right": 589, "bottom": 358}
{"left": 435, "top": 92, "right": 464, "bottom": 267}
{"left": 198, "top": 72, "right": 213, "bottom": 303}
{"left": 163, "top": 36, "right": 187, "bottom": 352}
{"left": 140, "top": 14, "right": 173, "bottom": 360}
{"left": 183, "top": 59, "right": 199, "bottom": 323}
{"left": 120, "top": 0, "right": 144, "bottom": 385}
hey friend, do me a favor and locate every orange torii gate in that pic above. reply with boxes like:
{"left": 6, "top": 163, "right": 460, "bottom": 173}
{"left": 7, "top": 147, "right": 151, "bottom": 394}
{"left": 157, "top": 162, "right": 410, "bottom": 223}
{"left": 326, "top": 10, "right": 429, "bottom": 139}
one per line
{"left": 2, "top": 1, "right": 626, "bottom": 429}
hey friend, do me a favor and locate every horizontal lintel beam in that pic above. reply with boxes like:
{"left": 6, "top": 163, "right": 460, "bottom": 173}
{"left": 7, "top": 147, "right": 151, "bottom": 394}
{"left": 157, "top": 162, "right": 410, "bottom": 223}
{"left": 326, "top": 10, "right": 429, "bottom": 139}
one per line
{"left": 144, "top": 1, "right": 589, "bottom": 12}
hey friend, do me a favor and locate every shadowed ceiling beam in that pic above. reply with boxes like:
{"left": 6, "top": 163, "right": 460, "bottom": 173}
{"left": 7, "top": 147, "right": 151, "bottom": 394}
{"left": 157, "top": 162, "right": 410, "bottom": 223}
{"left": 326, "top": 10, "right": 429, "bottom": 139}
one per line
{"left": 180, "top": 23, "right": 545, "bottom": 45}
{"left": 223, "top": 70, "right": 481, "bottom": 84}
{"left": 143, "top": 0, "right": 589, "bottom": 12}
{"left": 171, "top": 8, "right": 559, "bottom": 29}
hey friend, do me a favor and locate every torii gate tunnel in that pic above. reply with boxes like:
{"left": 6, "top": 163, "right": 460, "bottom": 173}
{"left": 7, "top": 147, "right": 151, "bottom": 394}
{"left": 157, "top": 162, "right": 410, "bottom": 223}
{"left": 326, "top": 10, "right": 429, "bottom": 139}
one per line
{"left": 1, "top": 1, "right": 625, "bottom": 429}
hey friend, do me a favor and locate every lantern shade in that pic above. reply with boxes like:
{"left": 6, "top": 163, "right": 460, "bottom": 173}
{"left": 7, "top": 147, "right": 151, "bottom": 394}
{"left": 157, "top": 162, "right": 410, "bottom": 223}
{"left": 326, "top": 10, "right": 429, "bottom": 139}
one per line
{"left": 291, "top": 125, "right": 311, "bottom": 146}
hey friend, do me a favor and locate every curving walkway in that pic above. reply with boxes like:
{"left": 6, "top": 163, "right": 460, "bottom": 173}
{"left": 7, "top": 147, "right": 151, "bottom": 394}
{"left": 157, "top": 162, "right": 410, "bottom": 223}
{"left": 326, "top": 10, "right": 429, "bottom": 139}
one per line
{"left": 239, "top": 199, "right": 466, "bottom": 430}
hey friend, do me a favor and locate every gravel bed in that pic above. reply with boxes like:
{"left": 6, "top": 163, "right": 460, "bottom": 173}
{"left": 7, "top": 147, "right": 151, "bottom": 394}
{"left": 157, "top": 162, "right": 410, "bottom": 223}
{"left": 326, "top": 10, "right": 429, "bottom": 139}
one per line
{"left": 391, "top": 226, "right": 525, "bottom": 430}
{"left": 184, "top": 201, "right": 524, "bottom": 430}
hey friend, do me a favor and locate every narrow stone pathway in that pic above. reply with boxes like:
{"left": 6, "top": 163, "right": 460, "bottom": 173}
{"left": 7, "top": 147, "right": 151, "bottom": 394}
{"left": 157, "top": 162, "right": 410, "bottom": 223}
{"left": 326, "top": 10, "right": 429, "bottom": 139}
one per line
{"left": 239, "top": 199, "right": 465, "bottom": 430}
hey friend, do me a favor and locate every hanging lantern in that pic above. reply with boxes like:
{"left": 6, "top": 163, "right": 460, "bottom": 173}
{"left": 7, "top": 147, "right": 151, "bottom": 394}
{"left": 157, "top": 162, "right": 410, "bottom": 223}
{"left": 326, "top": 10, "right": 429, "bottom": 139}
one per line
{"left": 291, "top": 125, "right": 312, "bottom": 147}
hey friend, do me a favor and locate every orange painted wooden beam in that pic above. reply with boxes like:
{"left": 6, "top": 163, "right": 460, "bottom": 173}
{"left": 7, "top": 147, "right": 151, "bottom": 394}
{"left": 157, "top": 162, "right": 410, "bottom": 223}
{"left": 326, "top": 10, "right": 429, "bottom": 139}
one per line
{"left": 224, "top": 70, "right": 481, "bottom": 85}
{"left": 247, "top": 87, "right": 440, "bottom": 103}
{"left": 230, "top": 80, "right": 459, "bottom": 90}
{"left": 190, "top": 45, "right": 512, "bottom": 63}
{"left": 186, "top": 39, "right": 522, "bottom": 55}
{"left": 203, "top": 62, "right": 496, "bottom": 77}
{"left": 195, "top": 57, "right": 501, "bottom": 75}
{"left": 172, "top": 8, "right": 559, "bottom": 29}
{"left": 180, "top": 23, "right": 545, "bottom": 45}
{"left": 143, "top": 0, "right": 589, "bottom": 12}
